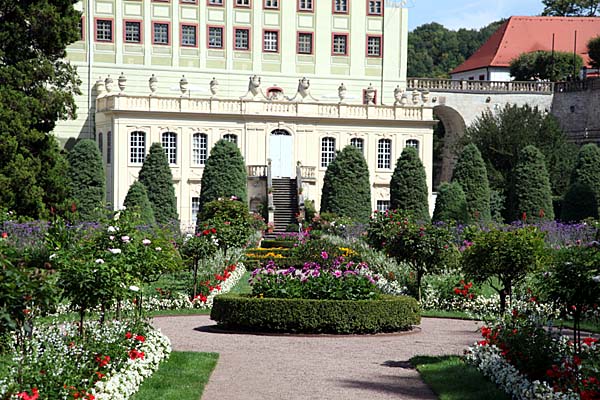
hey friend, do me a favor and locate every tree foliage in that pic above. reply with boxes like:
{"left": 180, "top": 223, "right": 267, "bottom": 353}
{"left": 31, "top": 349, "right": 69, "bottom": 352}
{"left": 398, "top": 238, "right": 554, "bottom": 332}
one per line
{"left": 123, "top": 181, "right": 156, "bottom": 226}
{"left": 66, "top": 139, "right": 105, "bottom": 221}
{"left": 0, "top": 0, "right": 81, "bottom": 219}
{"left": 510, "top": 51, "right": 584, "bottom": 81}
{"left": 511, "top": 146, "right": 555, "bottom": 223}
{"left": 390, "top": 147, "right": 430, "bottom": 221}
{"left": 464, "top": 104, "right": 577, "bottom": 219}
{"left": 588, "top": 36, "right": 600, "bottom": 69}
{"left": 542, "top": 0, "right": 600, "bottom": 16}
{"left": 137, "top": 143, "right": 178, "bottom": 226}
{"left": 451, "top": 144, "right": 491, "bottom": 223}
{"left": 408, "top": 20, "right": 505, "bottom": 78}
{"left": 432, "top": 182, "right": 468, "bottom": 224}
{"left": 198, "top": 140, "right": 247, "bottom": 212}
{"left": 561, "top": 143, "right": 600, "bottom": 221}
{"left": 320, "top": 145, "right": 371, "bottom": 222}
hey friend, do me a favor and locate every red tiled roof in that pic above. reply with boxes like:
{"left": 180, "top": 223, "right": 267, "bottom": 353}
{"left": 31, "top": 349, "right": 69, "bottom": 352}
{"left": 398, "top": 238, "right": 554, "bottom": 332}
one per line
{"left": 451, "top": 16, "right": 600, "bottom": 74}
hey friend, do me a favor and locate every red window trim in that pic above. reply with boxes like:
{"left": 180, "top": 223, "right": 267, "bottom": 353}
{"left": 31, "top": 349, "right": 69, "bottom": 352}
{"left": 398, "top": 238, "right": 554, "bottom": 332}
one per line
{"left": 263, "top": 0, "right": 280, "bottom": 10}
{"left": 123, "top": 19, "right": 143, "bottom": 44}
{"left": 262, "top": 28, "right": 280, "bottom": 53}
{"left": 234, "top": 0, "right": 252, "bottom": 8}
{"left": 365, "top": 34, "right": 383, "bottom": 58}
{"left": 233, "top": 26, "right": 252, "bottom": 51}
{"left": 297, "top": 0, "right": 314, "bottom": 13}
{"left": 152, "top": 21, "right": 171, "bottom": 46}
{"left": 366, "top": 0, "right": 384, "bottom": 16}
{"left": 207, "top": 25, "right": 225, "bottom": 49}
{"left": 180, "top": 23, "right": 199, "bottom": 48}
{"left": 331, "top": 32, "right": 349, "bottom": 56}
{"left": 332, "top": 0, "right": 349, "bottom": 14}
{"left": 206, "top": 0, "right": 224, "bottom": 6}
{"left": 94, "top": 17, "right": 114, "bottom": 43}
{"left": 296, "top": 31, "right": 314, "bottom": 55}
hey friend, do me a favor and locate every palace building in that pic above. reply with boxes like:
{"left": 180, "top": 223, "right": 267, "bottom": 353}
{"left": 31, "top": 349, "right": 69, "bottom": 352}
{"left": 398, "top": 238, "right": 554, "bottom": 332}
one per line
{"left": 59, "top": 0, "right": 435, "bottom": 229}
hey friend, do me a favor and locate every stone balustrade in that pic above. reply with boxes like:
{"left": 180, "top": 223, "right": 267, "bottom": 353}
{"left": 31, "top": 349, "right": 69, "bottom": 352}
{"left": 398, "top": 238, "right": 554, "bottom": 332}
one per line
{"left": 96, "top": 95, "right": 432, "bottom": 122}
{"left": 300, "top": 166, "right": 317, "bottom": 181}
{"left": 247, "top": 165, "right": 268, "bottom": 178}
{"left": 407, "top": 78, "right": 554, "bottom": 94}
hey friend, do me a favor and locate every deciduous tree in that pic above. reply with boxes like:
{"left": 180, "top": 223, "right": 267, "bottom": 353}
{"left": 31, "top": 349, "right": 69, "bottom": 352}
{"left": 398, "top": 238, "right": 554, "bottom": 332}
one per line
{"left": 542, "top": 0, "right": 600, "bottom": 16}
{"left": 510, "top": 51, "right": 584, "bottom": 81}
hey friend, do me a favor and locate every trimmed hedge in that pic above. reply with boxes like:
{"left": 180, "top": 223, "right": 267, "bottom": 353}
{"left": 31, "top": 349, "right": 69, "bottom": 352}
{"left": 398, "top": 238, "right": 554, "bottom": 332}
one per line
{"left": 260, "top": 240, "right": 297, "bottom": 249}
{"left": 211, "top": 294, "right": 420, "bottom": 334}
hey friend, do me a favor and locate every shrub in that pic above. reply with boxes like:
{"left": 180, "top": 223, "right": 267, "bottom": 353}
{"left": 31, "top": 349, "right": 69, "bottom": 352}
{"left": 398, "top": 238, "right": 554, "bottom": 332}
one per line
{"left": 198, "top": 140, "right": 247, "bottom": 212}
{"left": 452, "top": 143, "right": 491, "bottom": 222}
{"left": 511, "top": 145, "right": 554, "bottom": 223}
{"left": 137, "top": 143, "right": 178, "bottom": 225}
{"left": 432, "top": 181, "right": 468, "bottom": 223}
{"left": 197, "top": 198, "right": 254, "bottom": 252}
{"left": 561, "top": 143, "right": 600, "bottom": 221}
{"left": 123, "top": 181, "right": 156, "bottom": 226}
{"left": 589, "top": 35, "right": 600, "bottom": 70}
{"left": 320, "top": 145, "right": 372, "bottom": 222}
{"left": 561, "top": 182, "right": 598, "bottom": 222}
{"left": 211, "top": 294, "right": 420, "bottom": 334}
{"left": 67, "top": 139, "right": 106, "bottom": 221}
{"left": 390, "top": 146, "right": 430, "bottom": 221}
{"left": 509, "top": 50, "right": 584, "bottom": 81}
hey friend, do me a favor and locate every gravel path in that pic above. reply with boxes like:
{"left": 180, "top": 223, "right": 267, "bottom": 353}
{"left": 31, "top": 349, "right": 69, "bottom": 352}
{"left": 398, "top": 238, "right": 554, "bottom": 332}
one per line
{"left": 153, "top": 315, "right": 483, "bottom": 400}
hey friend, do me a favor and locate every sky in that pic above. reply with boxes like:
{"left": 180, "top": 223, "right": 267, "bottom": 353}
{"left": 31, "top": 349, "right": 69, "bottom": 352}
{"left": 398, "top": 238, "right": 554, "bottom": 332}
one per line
{"left": 406, "top": 0, "right": 545, "bottom": 31}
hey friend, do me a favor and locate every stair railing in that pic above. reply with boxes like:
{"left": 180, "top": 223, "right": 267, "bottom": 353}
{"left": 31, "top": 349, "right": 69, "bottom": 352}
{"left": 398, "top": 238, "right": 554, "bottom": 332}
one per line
{"left": 267, "top": 159, "right": 275, "bottom": 226}
{"left": 296, "top": 161, "right": 306, "bottom": 231}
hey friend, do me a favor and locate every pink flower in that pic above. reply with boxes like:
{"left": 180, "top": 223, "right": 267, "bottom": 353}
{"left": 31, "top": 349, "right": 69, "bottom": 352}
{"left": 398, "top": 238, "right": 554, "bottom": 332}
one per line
{"left": 16, "top": 388, "right": 39, "bottom": 400}
{"left": 321, "top": 251, "right": 328, "bottom": 260}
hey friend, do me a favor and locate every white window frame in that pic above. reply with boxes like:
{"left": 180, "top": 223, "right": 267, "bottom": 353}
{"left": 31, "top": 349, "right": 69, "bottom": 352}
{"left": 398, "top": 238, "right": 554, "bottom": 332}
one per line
{"left": 224, "top": 134, "right": 238, "bottom": 145}
{"left": 368, "top": 0, "right": 382, "bottom": 15}
{"left": 367, "top": 36, "right": 382, "bottom": 57}
{"left": 334, "top": 0, "right": 348, "bottom": 13}
{"left": 96, "top": 19, "right": 113, "bottom": 42}
{"left": 377, "top": 138, "right": 392, "bottom": 169}
{"left": 236, "top": 0, "right": 250, "bottom": 6}
{"left": 124, "top": 21, "right": 141, "bottom": 43}
{"left": 263, "top": 30, "right": 279, "bottom": 52}
{"left": 321, "top": 137, "right": 336, "bottom": 167}
{"left": 208, "top": 27, "right": 224, "bottom": 49}
{"left": 406, "top": 139, "right": 420, "bottom": 151}
{"left": 297, "top": 32, "right": 313, "bottom": 54}
{"left": 153, "top": 23, "right": 169, "bottom": 45}
{"left": 332, "top": 34, "right": 348, "bottom": 55}
{"left": 192, "top": 133, "right": 208, "bottom": 165}
{"left": 376, "top": 200, "right": 390, "bottom": 213}
{"left": 350, "top": 138, "right": 364, "bottom": 154}
{"left": 298, "top": 0, "right": 313, "bottom": 11}
{"left": 130, "top": 131, "right": 146, "bottom": 164}
{"left": 264, "top": 0, "right": 278, "bottom": 8}
{"left": 235, "top": 28, "right": 250, "bottom": 50}
{"left": 181, "top": 24, "right": 197, "bottom": 47}
{"left": 162, "top": 132, "right": 178, "bottom": 165}
{"left": 208, "top": 0, "right": 223, "bottom": 5}
{"left": 192, "top": 197, "right": 200, "bottom": 225}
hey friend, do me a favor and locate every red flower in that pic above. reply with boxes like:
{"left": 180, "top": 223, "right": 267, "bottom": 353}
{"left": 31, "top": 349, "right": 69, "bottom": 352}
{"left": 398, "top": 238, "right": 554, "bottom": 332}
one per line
{"left": 521, "top": 212, "right": 527, "bottom": 222}
{"left": 135, "top": 335, "right": 145, "bottom": 342}
{"left": 583, "top": 337, "right": 598, "bottom": 346}
{"left": 128, "top": 349, "right": 145, "bottom": 360}
{"left": 203, "top": 229, "right": 209, "bottom": 235}
{"left": 1, "top": 232, "right": 7, "bottom": 239}
{"left": 16, "top": 388, "right": 39, "bottom": 400}
{"left": 125, "top": 332, "right": 133, "bottom": 339}
{"left": 211, "top": 228, "right": 217, "bottom": 234}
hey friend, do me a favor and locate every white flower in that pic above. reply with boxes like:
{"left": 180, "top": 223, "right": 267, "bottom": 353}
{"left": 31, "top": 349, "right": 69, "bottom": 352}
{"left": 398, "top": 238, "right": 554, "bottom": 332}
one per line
{"left": 49, "top": 253, "right": 57, "bottom": 260}
{"left": 109, "top": 248, "right": 122, "bottom": 255}
{"left": 95, "top": 259, "right": 105, "bottom": 264}
{"left": 121, "top": 236, "right": 130, "bottom": 243}
{"left": 107, "top": 226, "right": 117, "bottom": 233}
{"left": 142, "top": 239, "right": 151, "bottom": 245}
{"left": 593, "top": 275, "right": 600, "bottom": 283}
{"left": 129, "top": 285, "right": 140, "bottom": 292}
{"left": 155, "top": 247, "right": 162, "bottom": 252}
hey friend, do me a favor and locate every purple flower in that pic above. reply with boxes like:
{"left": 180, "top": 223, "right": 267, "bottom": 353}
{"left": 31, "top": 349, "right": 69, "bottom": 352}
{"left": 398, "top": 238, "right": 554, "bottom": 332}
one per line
{"left": 311, "top": 270, "right": 320, "bottom": 278}
{"left": 321, "top": 251, "right": 329, "bottom": 260}
{"left": 333, "top": 270, "right": 342, "bottom": 278}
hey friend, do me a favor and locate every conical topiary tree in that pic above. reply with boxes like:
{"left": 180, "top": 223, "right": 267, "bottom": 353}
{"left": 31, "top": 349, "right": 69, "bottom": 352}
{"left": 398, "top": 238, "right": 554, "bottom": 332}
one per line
{"left": 123, "top": 181, "right": 156, "bottom": 226}
{"left": 67, "top": 139, "right": 105, "bottom": 221}
{"left": 432, "top": 181, "right": 468, "bottom": 224}
{"left": 320, "top": 145, "right": 372, "bottom": 222}
{"left": 511, "top": 145, "right": 554, "bottom": 223}
{"left": 451, "top": 144, "right": 491, "bottom": 222}
{"left": 137, "top": 143, "right": 178, "bottom": 225}
{"left": 390, "top": 146, "right": 430, "bottom": 221}
{"left": 198, "top": 139, "right": 247, "bottom": 213}
{"left": 561, "top": 143, "right": 600, "bottom": 221}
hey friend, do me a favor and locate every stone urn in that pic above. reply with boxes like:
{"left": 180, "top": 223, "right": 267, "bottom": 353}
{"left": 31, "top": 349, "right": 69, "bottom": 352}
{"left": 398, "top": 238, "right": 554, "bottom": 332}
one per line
{"left": 210, "top": 77, "right": 219, "bottom": 96}
{"left": 95, "top": 77, "right": 106, "bottom": 97}
{"left": 179, "top": 75, "right": 189, "bottom": 95}
{"left": 104, "top": 75, "right": 114, "bottom": 93}
{"left": 118, "top": 72, "right": 127, "bottom": 93}
{"left": 338, "top": 83, "right": 347, "bottom": 102}
{"left": 149, "top": 74, "right": 158, "bottom": 95}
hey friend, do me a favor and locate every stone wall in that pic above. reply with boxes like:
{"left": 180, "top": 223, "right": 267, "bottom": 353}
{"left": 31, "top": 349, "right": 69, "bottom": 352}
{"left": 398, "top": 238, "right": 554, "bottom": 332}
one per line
{"left": 551, "top": 80, "right": 600, "bottom": 144}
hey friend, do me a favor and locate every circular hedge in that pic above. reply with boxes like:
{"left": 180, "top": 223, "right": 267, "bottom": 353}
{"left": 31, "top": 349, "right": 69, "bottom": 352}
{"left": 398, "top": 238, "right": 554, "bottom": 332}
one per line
{"left": 210, "top": 294, "right": 420, "bottom": 334}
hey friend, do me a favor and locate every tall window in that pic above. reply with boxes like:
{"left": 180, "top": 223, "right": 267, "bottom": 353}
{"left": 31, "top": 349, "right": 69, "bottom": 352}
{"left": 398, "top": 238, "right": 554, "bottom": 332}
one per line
{"left": 181, "top": 25, "right": 197, "bottom": 47}
{"left": 208, "top": 27, "right": 223, "bottom": 48}
{"left": 191, "top": 197, "right": 200, "bottom": 225}
{"left": 130, "top": 131, "right": 146, "bottom": 164}
{"left": 235, "top": 28, "right": 250, "bottom": 50}
{"left": 377, "top": 139, "right": 392, "bottom": 169}
{"left": 298, "top": 0, "right": 313, "bottom": 11}
{"left": 406, "top": 139, "right": 420, "bottom": 151}
{"left": 162, "top": 132, "right": 177, "bottom": 165}
{"left": 332, "top": 34, "right": 348, "bottom": 55}
{"left": 106, "top": 132, "right": 112, "bottom": 164}
{"left": 376, "top": 200, "right": 390, "bottom": 213}
{"left": 263, "top": 30, "right": 279, "bottom": 52}
{"left": 153, "top": 23, "right": 169, "bottom": 45}
{"left": 297, "top": 32, "right": 313, "bottom": 54}
{"left": 96, "top": 19, "right": 113, "bottom": 42}
{"left": 264, "top": 0, "right": 278, "bottom": 8}
{"left": 321, "top": 137, "right": 336, "bottom": 167}
{"left": 350, "top": 138, "right": 364, "bottom": 154}
{"left": 367, "top": 36, "right": 382, "bottom": 57}
{"left": 368, "top": 0, "right": 382, "bottom": 15}
{"left": 192, "top": 133, "right": 208, "bottom": 165}
{"left": 124, "top": 21, "right": 141, "bottom": 43}
{"left": 334, "top": 0, "right": 348, "bottom": 13}
{"left": 224, "top": 134, "right": 238, "bottom": 144}
{"left": 98, "top": 133, "right": 103, "bottom": 157}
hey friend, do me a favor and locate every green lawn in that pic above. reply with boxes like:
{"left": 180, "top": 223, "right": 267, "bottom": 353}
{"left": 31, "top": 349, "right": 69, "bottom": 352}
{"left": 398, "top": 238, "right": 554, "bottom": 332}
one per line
{"left": 411, "top": 355, "right": 509, "bottom": 400}
{"left": 132, "top": 351, "right": 218, "bottom": 400}
{"left": 230, "top": 271, "right": 252, "bottom": 294}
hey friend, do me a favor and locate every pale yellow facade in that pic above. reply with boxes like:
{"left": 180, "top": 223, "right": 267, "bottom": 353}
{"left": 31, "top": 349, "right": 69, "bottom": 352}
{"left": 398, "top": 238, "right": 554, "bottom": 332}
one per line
{"left": 60, "top": 0, "right": 436, "bottom": 227}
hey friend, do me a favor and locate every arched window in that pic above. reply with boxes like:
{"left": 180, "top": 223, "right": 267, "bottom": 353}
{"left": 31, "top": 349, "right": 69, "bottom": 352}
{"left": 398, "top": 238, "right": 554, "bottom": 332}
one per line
{"left": 223, "top": 133, "right": 238, "bottom": 145}
{"left": 406, "top": 139, "right": 420, "bottom": 151}
{"left": 106, "top": 132, "right": 112, "bottom": 164}
{"left": 321, "top": 137, "right": 336, "bottom": 167}
{"left": 129, "top": 131, "right": 146, "bottom": 163}
{"left": 377, "top": 138, "right": 392, "bottom": 169}
{"left": 350, "top": 138, "right": 364, "bottom": 154}
{"left": 98, "top": 133, "right": 103, "bottom": 157}
{"left": 162, "top": 132, "right": 177, "bottom": 165}
{"left": 192, "top": 133, "right": 208, "bottom": 165}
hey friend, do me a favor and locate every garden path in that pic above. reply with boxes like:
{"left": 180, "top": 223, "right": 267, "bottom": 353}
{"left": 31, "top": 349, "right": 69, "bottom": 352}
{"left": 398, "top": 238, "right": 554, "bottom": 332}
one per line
{"left": 153, "top": 316, "right": 482, "bottom": 400}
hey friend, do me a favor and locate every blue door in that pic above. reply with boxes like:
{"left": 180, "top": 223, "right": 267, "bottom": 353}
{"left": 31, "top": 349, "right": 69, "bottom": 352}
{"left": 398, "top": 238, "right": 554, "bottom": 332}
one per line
{"left": 269, "top": 130, "right": 293, "bottom": 178}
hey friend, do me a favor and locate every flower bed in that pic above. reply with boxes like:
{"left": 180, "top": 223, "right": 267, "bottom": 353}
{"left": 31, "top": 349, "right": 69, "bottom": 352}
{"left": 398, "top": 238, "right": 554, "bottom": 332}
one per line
{"left": 0, "top": 321, "right": 171, "bottom": 400}
{"left": 211, "top": 293, "right": 420, "bottom": 334}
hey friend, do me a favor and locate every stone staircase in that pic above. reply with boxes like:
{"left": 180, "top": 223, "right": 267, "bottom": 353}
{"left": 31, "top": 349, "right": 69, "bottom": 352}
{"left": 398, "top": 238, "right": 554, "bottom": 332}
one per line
{"left": 271, "top": 178, "right": 299, "bottom": 233}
